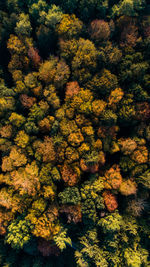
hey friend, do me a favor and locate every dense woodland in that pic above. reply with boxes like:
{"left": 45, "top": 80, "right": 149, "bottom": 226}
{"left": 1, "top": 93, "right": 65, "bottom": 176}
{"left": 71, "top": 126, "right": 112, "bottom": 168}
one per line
{"left": 0, "top": 0, "right": 150, "bottom": 266}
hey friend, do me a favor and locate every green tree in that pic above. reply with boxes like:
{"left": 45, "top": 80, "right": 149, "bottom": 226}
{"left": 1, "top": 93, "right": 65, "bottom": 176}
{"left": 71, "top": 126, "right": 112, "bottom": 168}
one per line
{"left": 5, "top": 218, "right": 33, "bottom": 249}
{"left": 59, "top": 187, "right": 81, "bottom": 205}
{"left": 112, "top": 0, "right": 146, "bottom": 17}
{"left": 29, "top": 0, "right": 48, "bottom": 23}
{"left": 75, "top": 229, "right": 108, "bottom": 267}
{"left": 15, "top": 13, "right": 32, "bottom": 36}
{"left": 54, "top": 227, "right": 72, "bottom": 251}
{"left": 45, "top": 5, "right": 63, "bottom": 28}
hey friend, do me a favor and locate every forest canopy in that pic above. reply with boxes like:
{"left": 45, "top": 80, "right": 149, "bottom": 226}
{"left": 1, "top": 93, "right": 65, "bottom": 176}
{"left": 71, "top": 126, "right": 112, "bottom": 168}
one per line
{"left": 0, "top": 0, "right": 150, "bottom": 266}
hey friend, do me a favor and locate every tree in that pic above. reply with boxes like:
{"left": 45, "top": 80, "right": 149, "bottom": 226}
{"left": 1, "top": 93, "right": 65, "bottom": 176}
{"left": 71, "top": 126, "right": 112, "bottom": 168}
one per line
{"left": 112, "top": 0, "right": 146, "bottom": 17}
{"left": 126, "top": 198, "right": 147, "bottom": 217}
{"left": 38, "top": 117, "right": 52, "bottom": 133}
{"left": 104, "top": 165, "right": 122, "bottom": 190}
{"left": 0, "top": 208, "right": 14, "bottom": 236}
{"left": 37, "top": 137, "right": 56, "bottom": 163}
{"left": 119, "top": 179, "right": 137, "bottom": 196}
{"left": 56, "top": 14, "right": 83, "bottom": 39}
{"left": 68, "top": 129, "right": 84, "bottom": 147}
{"left": 120, "top": 22, "right": 139, "bottom": 47}
{"left": 92, "top": 99, "right": 107, "bottom": 116}
{"left": 28, "top": 47, "right": 41, "bottom": 68}
{"left": 59, "top": 187, "right": 81, "bottom": 205}
{"left": 98, "top": 210, "right": 122, "bottom": 235}
{"left": 39, "top": 57, "right": 70, "bottom": 87}
{"left": 0, "top": 79, "right": 15, "bottom": 97}
{"left": 24, "top": 120, "right": 39, "bottom": 134}
{"left": 31, "top": 214, "right": 60, "bottom": 241}
{"left": 29, "top": 0, "right": 48, "bottom": 23}
{"left": 45, "top": 5, "right": 63, "bottom": 28}
{"left": 15, "top": 13, "right": 32, "bottom": 37}
{"left": 60, "top": 164, "right": 80, "bottom": 186}
{"left": 103, "top": 191, "right": 118, "bottom": 212}
{"left": 14, "top": 130, "right": 30, "bottom": 148}
{"left": 65, "top": 81, "right": 80, "bottom": 99}
{"left": 30, "top": 198, "right": 47, "bottom": 217}
{"left": 9, "top": 112, "right": 25, "bottom": 127}
{"left": 10, "top": 162, "right": 40, "bottom": 196}
{"left": 38, "top": 57, "right": 57, "bottom": 84}
{"left": 118, "top": 138, "right": 137, "bottom": 155}
{"left": 53, "top": 59, "right": 70, "bottom": 89}
{"left": 0, "top": 188, "right": 19, "bottom": 212}
{"left": 72, "top": 38, "right": 98, "bottom": 72}
{"left": 118, "top": 95, "right": 136, "bottom": 125}
{"left": 7, "top": 34, "right": 26, "bottom": 55}
{"left": 75, "top": 229, "right": 108, "bottom": 267}
{"left": 124, "top": 247, "right": 148, "bottom": 267}
{"left": 131, "top": 145, "right": 148, "bottom": 164}
{"left": 53, "top": 227, "right": 72, "bottom": 251}
{"left": 119, "top": 52, "right": 148, "bottom": 84}
{"left": 88, "top": 69, "right": 118, "bottom": 95}
{"left": 20, "top": 94, "right": 36, "bottom": 109}
{"left": 0, "top": 124, "right": 12, "bottom": 138}
{"left": 137, "top": 170, "right": 150, "bottom": 189}
{"left": 89, "top": 20, "right": 110, "bottom": 42}
{"left": 108, "top": 88, "right": 124, "bottom": 108}
{"left": 28, "top": 103, "right": 46, "bottom": 121}
{"left": 1, "top": 146, "right": 27, "bottom": 172}
{"left": 0, "top": 96, "right": 15, "bottom": 116}
{"left": 43, "top": 85, "right": 60, "bottom": 109}
{"left": 136, "top": 102, "right": 150, "bottom": 121}
{"left": 24, "top": 72, "right": 39, "bottom": 89}
{"left": 5, "top": 218, "right": 33, "bottom": 249}
{"left": 65, "top": 146, "right": 79, "bottom": 163}
{"left": 80, "top": 151, "right": 99, "bottom": 173}
{"left": 99, "top": 41, "right": 122, "bottom": 66}
{"left": 58, "top": 38, "right": 78, "bottom": 62}
{"left": 100, "top": 109, "right": 118, "bottom": 126}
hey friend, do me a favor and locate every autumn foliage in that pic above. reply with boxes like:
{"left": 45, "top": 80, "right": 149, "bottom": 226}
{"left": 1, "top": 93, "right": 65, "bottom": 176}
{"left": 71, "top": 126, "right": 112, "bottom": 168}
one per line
{"left": 0, "top": 1, "right": 149, "bottom": 266}
{"left": 103, "top": 191, "right": 118, "bottom": 212}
